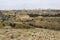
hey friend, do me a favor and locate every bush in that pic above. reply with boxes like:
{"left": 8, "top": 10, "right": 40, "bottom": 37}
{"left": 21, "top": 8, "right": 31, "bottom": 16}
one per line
{"left": 10, "top": 23, "right": 16, "bottom": 28}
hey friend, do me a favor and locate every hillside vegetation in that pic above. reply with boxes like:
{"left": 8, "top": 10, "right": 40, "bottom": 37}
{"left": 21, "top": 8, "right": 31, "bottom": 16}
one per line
{"left": 0, "top": 10, "right": 60, "bottom": 30}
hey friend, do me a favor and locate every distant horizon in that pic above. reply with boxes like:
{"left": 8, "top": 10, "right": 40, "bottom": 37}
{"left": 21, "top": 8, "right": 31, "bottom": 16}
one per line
{"left": 0, "top": 0, "right": 60, "bottom": 10}
{"left": 1, "top": 8, "right": 60, "bottom": 10}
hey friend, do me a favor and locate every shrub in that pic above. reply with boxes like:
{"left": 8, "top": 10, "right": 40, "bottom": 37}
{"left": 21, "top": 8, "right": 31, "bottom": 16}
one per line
{"left": 10, "top": 23, "right": 16, "bottom": 28}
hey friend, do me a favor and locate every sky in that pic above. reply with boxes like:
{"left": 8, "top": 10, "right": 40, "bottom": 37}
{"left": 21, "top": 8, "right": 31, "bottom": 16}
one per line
{"left": 0, "top": 0, "right": 60, "bottom": 10}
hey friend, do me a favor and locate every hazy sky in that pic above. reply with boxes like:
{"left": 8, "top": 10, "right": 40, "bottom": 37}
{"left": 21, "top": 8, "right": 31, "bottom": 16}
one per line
{"left": 0, "top": 0, "right": 60, "bottom": 10}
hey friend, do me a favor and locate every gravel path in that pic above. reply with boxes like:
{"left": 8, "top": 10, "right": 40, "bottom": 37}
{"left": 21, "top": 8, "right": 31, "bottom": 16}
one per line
{"left": 0, "top": 28, "right": 60, "bottom": 40}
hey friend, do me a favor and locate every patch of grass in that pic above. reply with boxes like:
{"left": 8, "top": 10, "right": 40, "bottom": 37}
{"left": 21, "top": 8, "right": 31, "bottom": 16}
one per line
{"left": 30, "top": 21, "right": 60, "bottom": 30}
{"left": 14, "top": 23, "right": 34, "bottom": 29}
{"left": 0, "top": 22, "right": 11, "bottom": 28}
{"left": 0, "top": 22, "right": 4, "bottom": 28}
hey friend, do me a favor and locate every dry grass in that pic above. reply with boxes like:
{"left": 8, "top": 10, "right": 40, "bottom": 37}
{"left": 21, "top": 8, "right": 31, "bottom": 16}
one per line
{"left": 0, "top": 28, "right": 60, "bottom": 40}
{"left": 0, "top": 17, "right": 60, "bottom": 30}
{"left": 29, "top": 17, "right": 60, "bottom": 30}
